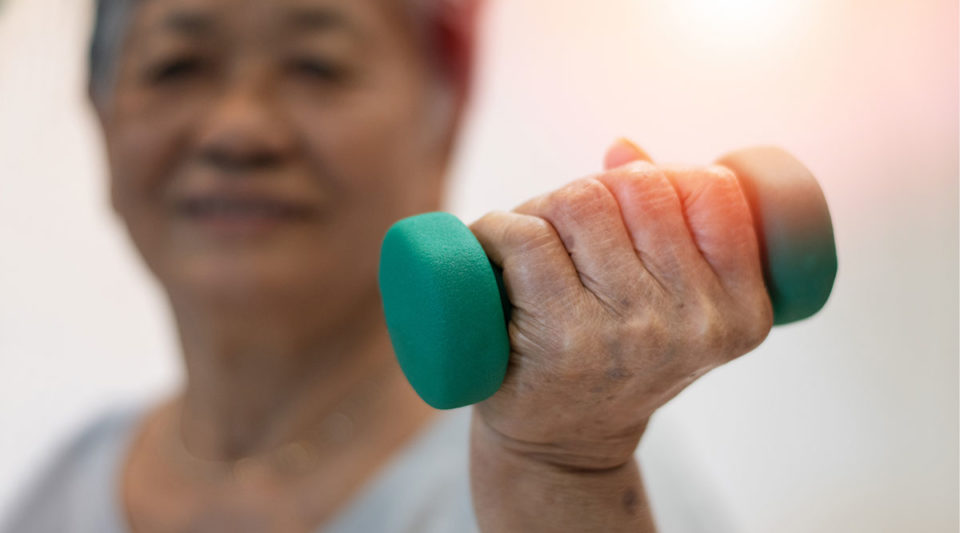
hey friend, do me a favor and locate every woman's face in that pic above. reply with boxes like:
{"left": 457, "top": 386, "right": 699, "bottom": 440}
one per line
{"left": 97, "top": 0, "right": 455, "bottom": 321}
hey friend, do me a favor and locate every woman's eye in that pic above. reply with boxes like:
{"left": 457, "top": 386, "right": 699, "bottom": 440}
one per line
{"left": 147, "top": 57, "right": 205, "bottom": 84}
{"left": 291, "top": 58, "right": 346, "bottom": 82}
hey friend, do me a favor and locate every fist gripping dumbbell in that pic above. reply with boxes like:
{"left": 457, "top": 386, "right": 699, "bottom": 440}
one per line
{"left": 378, "top": 147, "right": 837, "bottom": 409}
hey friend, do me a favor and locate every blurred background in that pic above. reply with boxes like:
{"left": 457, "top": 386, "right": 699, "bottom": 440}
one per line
{"left": 0, "top": 0, "right": 956, "bottom": 531}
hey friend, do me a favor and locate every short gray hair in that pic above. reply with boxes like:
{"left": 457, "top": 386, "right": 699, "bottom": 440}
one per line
{"left": 88, "top": 0, "right": 137, "bottom": 101}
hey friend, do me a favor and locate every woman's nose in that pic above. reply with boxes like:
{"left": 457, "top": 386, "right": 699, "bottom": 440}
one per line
{"left": 194, "top": 81, "right": 296, "bottom": 173}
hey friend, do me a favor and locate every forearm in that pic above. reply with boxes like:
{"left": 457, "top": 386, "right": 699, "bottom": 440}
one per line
{"left": 470, "top": 415, "right": 656, "bottom": 533}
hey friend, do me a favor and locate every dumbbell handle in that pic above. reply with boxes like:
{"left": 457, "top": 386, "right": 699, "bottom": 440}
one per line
{"left": 379, "top": 147, "right": 837, "bottom": 409}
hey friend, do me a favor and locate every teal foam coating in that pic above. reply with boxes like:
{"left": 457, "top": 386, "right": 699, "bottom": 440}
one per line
{"left": 379, "top": 212, "right": 510, "bottom": 409}
{"left": 764, "top": 226, "right": 837, "bottom": 325}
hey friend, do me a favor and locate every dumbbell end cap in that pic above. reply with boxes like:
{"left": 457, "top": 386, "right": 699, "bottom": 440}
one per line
{"left": 379, "top": 212, "right": 510, "bottom": 409}
{"left": 717, "top": 146, "right": 838, "bottom": 325}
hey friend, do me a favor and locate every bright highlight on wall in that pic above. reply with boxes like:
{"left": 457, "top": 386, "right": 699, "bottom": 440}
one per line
{"left": 662, "top": 0, "right": 819, "bottom": 54}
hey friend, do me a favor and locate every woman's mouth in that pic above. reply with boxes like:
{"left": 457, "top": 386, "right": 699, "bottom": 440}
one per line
{"left": 174, "top": 194, "right": 318, "bottom": 237}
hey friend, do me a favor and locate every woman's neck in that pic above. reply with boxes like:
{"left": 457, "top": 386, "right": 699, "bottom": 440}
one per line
{"left": 168, "top": 295, "right": 430, "bottom": 464}
{"left": 122, "top": 298, "right": 438, "bottom": 531}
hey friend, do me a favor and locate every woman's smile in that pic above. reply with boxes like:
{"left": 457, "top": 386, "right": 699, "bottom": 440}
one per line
{"left": 173, "top": 188, "right": 320, "bottom": 239}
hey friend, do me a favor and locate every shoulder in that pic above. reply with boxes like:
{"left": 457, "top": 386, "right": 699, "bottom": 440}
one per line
{"left": 0, "top": 405, "right": 143, "bottom": 533}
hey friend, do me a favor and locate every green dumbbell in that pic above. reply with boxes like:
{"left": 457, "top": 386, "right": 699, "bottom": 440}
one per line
{"left": 378, "top": 147, "right": 837, "bottom": 409}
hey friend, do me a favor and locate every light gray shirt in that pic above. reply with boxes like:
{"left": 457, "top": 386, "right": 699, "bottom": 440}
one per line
{"left": 1, "top": 405, "right": 735, "bottom": 532}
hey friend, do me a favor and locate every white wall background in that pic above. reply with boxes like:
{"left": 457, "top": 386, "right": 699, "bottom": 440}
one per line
{"left": 1, "top": 0, "right": 957, "bottom": 531}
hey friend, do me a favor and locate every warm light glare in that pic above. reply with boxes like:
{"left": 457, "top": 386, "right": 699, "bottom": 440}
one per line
{"left": 664, "top": 0, "right": 815, "bottom": 53}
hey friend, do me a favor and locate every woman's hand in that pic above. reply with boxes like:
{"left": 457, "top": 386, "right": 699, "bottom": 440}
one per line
{"left": 468, "top": 139, "right": 773, "bottom": 532}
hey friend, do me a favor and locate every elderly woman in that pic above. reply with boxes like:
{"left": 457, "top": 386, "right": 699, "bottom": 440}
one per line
{"left": 4, "top": 0, "right": 774, "bottom": 532}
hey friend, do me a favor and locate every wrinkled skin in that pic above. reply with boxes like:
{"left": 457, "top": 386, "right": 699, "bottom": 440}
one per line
{"left": 470, "top": 143, "right": 774, "bottom": 472}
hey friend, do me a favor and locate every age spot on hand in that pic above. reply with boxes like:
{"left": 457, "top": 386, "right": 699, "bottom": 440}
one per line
{"left": 621, "top": 487, "right": 639, "bottom": 516}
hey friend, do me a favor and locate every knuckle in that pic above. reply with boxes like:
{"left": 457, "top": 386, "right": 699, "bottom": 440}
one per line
{"left": 682, "top": 166, "right": 753, "bottom": 238}
{"left": 631, "top": 312, "right": 669, "bottom": 353}
{"left": 605, "top": 160, "right": 659, "bottom": 184}
{"left": 615, "top": 161, "right": 670, "bottom": 189}
{"left": 609, "top": 162, "right": 679, "bottom": 212}
{"left": 503, "top": 215, "right": 556, "bottom": 253}
{"left": 688, "top": 297, "right": 737, "bottom": 361}
{"left": 710, "top": 298, "right": 774, "bottom": 359}
{"left": 703, "top": 316, "right": 732, "bottom": 356}
{"left": 702, "top": 165, "right": 747, "bottom": 204}
{"left": 742, "top": 296, "right": 774, "bottom": 351}
{"left": 705, "top": 164, "right": 740, "bottom": 187}
{"left": 472, "top": 210, "right": 503, "bottom": 233}
{"left": 549, "top": 178, "right": 617, "bottom": 221}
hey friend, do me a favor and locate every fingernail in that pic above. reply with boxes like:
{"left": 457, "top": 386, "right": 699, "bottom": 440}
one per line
{"left": 604, "top": 137, "right": 652, "bottom": 170}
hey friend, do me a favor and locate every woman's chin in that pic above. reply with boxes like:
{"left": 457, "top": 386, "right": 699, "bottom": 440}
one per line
{"left": 165, "top": 260, "right": 335, "bottom": 312}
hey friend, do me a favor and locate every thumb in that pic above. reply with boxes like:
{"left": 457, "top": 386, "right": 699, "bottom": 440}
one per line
{"left": 603, "top": 138, "right": 653, "bottom": 170}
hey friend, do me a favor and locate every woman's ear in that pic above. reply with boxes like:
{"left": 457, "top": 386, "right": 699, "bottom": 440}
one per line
{"left": 430, "top": 0, "right": 486, "bottom": 167}
{"left": 439, "top": 0, "right": 484, "bottom": 104}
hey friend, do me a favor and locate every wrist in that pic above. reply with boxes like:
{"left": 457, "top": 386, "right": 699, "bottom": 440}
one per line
{"left": 469, "top": 413, "right": 655, "bottom": 533}
{"left": 472, "top": 407, "right": 649, "bottom": 472}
